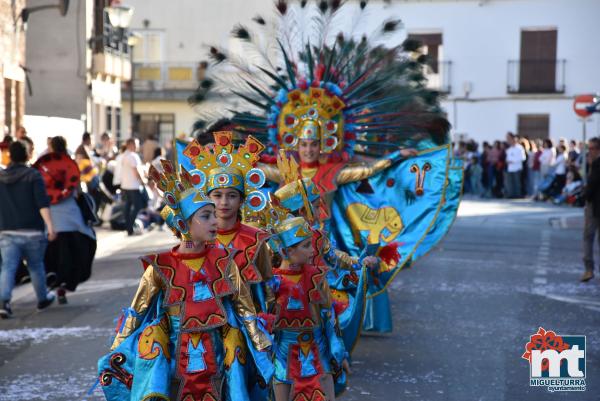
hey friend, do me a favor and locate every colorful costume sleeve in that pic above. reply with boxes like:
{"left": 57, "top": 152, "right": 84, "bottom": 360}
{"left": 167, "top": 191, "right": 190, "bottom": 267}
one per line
{"left": 111, "top": 265, "right": 163, "bottom": 350}
{"left": 336, "top": 150, "right": 402, "bottom": 185}
{"left": 258, "top": 162, "right": 283, "bottom": 184}
{"left": 254, "top": 241, "right": 274, "bottom": 281}
{"left": 320, "top": 232, "right": 360, "bottom": 271}
{"left": 320, "top": 279, "right": 349, "bottom": 395}
{"left": 227, "top": 259, "right": 272, "bottom": 351}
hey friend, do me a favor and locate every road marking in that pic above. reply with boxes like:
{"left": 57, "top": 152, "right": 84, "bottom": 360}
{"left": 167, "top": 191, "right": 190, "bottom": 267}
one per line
{"left": 540, "top": 293, "right": 600, "bottom": 313}
{"left": 0, "top": 326, "right": 112, "bottom": 347}
{"left": 532, "top": 230, "right": 552, "bottom": 294}
{"left": 532, "top": 287, "right": 546, "bottom": 296}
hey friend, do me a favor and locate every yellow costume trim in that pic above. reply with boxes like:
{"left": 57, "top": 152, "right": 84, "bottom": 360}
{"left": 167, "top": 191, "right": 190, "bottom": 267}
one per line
{"left": 336, "top": 157, "right": 394, "bottom": 185}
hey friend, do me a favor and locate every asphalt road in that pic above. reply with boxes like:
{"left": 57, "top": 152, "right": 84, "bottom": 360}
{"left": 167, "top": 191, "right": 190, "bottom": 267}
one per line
{"left": 0, "top": 198, "right": 598, "bottom": 401}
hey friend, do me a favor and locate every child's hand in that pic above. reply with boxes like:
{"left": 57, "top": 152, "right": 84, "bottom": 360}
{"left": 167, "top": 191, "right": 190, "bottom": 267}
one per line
{"left": 362, "top": 256, "right": 379, "bottom": 269}
{"left": 400, "top": 148, "right": 418, "bottom": 158}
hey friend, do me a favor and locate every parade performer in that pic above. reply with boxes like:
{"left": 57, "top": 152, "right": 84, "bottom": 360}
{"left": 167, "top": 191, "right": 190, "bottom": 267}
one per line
{"left": 269, "top": 150, "right": 377, "bottom": 351}
{"left": 188, "top": 1, "right": 461, "bottom": 334}
{"left": 268, "top": 215, "right": 349, "bottom": 401}
{"left": 98, "top": 159, "right": 272, "bottom": 401}
{"left": 179, "top": 131, "right": 275, "bottom": 400}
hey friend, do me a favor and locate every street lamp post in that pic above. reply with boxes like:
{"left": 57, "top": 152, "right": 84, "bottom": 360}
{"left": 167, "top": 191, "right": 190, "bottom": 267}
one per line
{"left": 103, "top": 2, "right": 135, "bottom": 140}
{"left": 105, "top": 4, "right": 134, "bottom": 30}
{"left": 127, "top": 33, "right": 140, "bottom": 140}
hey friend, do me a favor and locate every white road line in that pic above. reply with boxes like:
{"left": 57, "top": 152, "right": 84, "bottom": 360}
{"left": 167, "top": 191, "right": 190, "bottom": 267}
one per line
{"left": 532, "top": 287, "right": 547, "bottom": 296}
{"left": 540, "top": 293, "right": 600, "bottom": 313}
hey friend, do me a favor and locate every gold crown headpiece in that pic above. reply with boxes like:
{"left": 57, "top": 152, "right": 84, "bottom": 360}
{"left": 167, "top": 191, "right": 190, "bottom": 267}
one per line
{"left": 278, "top": 87, "right": 346, "bottom": 153}
{"left": 182, "top": 131, "right": 268, "bottom": 212}
{"left": 149, "top": 159, "right": 213, "bottom": 240}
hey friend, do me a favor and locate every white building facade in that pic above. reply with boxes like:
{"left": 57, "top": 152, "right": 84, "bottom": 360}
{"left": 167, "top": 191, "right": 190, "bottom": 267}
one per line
{"left": 122, "top": 0, "right": 600, "bottom": 146}
{"left": 25, "top": 0, "right": 131, "bottom": 151}
{"left": 386, "top": 0, "right": 600, "bottom": 144}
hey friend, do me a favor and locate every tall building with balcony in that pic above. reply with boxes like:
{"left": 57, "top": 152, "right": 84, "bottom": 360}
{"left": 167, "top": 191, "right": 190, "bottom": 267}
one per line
{"left": 379, "top": 0, "right": 599, "bottom": 142}
{"left": 1, "top": 0, "right": 26, "bottom": 137}
{"left": 121, "top": 0, "right": 273, "bottom": 146}
{"left": 25, "top": 0, "right": 131, "bottom": 150}
{"left": 124, "top": 0, "right": 598, "bottom": 145}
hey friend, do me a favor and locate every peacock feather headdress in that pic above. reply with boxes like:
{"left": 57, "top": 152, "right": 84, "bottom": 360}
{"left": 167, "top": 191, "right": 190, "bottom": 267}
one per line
{"left": 189, "top": 0, "right": 450, "bottom": 159}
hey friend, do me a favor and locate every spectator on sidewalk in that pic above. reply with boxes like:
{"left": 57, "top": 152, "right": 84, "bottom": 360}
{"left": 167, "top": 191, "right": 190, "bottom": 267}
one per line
{"left": 95, "top": 132, "right": 117, "bottom": 162}
{"left": 120, "top": 138, "right": 146, "bottom": 236}
{"left": 581, "top": 137, "right": 600, "bottom": 282}
{"left": 141, "top": 134, "right": 159, "bottom": 164}
{"left": 21, "top": 136, "right": 35, "bottom": 164}
{"left": 490, "top": 140, "right": 503, "bottom": 197}
{"left": 0, "top": 140, "right": 56, "bottom": 318}
{"left": 469, "top": 155, "right": 483, "bottom": 196}
{"left": 568, "top": 140, "right": 580, "bottom": 166}
{"left": 539, "top": 139, "right": 555, "bottom": 181}
{"left": 111, "top": 143, "right": 127, "bottom": 192}
{"left": 43, "top": 136, "right": 97, "bottom": 304}
{"left": 15, "top": 126, "right": 27, "bottom": 141}
{"left": 519, "top": 137, "right": 531, "bottom": 197}
{"left": 528, "top": 139, "right": 541, "bottom": 198}
{"left": 505, "top": 132, "right": 526, "bottom": 198}
{"left": 548, "top": 144, "right": 567, "bottom": 197}
{"left": 0, "top": 135, "right": 12, "bottom": 168}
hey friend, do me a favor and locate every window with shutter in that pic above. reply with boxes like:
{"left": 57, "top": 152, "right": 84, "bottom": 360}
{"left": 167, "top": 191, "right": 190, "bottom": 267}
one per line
{"left": 517, "top": 114, "right": 550, "bottom": 140}
{"left": 519, "top": 29, "right": 557, "bottom": 93}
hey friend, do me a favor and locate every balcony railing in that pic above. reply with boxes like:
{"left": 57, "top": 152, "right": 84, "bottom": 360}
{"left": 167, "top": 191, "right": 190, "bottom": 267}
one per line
{"left": 132, "top": 62, "right": 205, "bottom": 91}
{"left": 425, "top": 60, "right": 452, "bottom": 94}
{"left": 507, "top": 59, "right": 566, "bottom": 94}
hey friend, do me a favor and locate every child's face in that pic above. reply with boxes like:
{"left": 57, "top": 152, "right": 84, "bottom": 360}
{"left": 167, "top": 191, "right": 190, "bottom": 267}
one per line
{"left": 189, "top": 205, "right": 217, "bottom": 243}
{"left": 209, "top": 188, "right": 243, "bottom": 221}
{"left": 286, "top": 238, "right": 314, "bottom": 265}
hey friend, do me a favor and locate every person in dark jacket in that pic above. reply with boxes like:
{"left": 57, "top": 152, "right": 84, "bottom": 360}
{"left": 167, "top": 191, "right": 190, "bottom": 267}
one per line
{"left": 582, "top": 137, "right": 600, "bottom": 282}
{"left": 0, "top": 141, "right": 56, "bottom": 318}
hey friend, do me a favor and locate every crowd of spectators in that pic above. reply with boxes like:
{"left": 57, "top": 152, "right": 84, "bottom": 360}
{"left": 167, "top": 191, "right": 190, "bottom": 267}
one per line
{"left": 457, "top": 132, "right": 585, "bottom": 206}
{"left": 0, "top": 129, "right": 167, "bottom": 317}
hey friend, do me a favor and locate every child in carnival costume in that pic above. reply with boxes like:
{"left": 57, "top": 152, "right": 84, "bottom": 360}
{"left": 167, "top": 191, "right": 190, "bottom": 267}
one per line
{"left": 267, "top": 215, "right": 349, "bottom": 401}
{"left": 99, "top": 159, "right": 272, "bottom": 401}
{"left": 180, "top": 131, "right": 275, "bottom": 400}
{"left": 270, "top": 150, "right": 390, "bottom": 352}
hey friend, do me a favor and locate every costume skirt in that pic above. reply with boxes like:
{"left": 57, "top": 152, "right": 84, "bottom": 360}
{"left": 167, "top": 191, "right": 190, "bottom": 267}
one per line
{"left": 274, "top": 327, "right": 333, "bottom": 384}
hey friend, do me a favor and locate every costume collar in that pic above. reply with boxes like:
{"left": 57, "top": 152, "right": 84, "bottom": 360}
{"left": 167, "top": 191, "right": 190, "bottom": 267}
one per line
{"left": 276, "top": 265, "right": 306, "bottom": 275}
{"left": 217, "top": 220, "right": 241, "bottom": 236}
{"left": 300, "top": 160, "right": 320, "bottom": 169}
{"left": 171, "top": 245, "right": 210, "bottom": 259}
